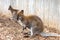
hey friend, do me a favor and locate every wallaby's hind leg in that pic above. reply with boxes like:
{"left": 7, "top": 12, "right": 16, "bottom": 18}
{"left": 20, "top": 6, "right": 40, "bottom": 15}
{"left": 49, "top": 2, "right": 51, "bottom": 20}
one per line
{"left": 23, "top": 27, "right": 34, "bottom": 38}
{"left": 27, "top": 27, "right": 35, "bottom": 37}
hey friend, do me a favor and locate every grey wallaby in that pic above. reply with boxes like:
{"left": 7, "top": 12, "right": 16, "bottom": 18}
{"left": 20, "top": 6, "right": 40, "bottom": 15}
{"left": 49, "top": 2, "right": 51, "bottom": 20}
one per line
{"left": 17, "top": 10, "right": 60, "bottom": 37}
{"left": 8, "top": 5, "right": 19, "bottom": 22}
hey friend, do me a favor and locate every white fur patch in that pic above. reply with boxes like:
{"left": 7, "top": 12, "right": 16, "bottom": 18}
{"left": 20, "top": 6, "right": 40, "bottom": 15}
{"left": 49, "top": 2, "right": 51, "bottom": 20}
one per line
{"left": 30, "top": 27, "right": 33, "bottom": 36}
{"left": 17, "top": 20, "right": 26, "bottom": 27}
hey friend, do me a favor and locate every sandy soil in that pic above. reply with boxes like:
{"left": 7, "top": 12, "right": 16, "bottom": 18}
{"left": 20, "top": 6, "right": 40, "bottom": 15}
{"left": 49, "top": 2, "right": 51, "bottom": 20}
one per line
{"left": 0, "top": 16, "right": 60, "bottom": 40}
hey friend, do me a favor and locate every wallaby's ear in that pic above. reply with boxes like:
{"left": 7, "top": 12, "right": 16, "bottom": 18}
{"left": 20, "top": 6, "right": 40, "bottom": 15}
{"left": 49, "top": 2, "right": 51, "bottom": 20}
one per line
{"left": 20, "top": 10, "right": 24, "bottom": 14}
{"left": 8, "top": 5, "right": 12, "bottom": 10}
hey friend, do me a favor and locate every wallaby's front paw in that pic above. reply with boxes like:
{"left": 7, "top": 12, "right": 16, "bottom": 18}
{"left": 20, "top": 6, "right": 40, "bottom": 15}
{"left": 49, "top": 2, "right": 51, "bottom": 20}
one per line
{"left": 23, "top": 33, "right": 30, "bottom": 38}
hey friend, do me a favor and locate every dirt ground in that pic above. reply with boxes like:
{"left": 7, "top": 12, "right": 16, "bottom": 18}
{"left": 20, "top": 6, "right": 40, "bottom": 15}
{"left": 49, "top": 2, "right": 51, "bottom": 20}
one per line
{"left": 0, "top": 15, "right": 60, "bottom": 40}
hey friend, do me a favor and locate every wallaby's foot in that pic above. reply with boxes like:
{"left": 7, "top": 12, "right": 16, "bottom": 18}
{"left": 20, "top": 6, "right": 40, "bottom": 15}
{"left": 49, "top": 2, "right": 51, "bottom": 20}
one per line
{"left": 24, "top": 35, "right": 30, "bottom": 38}
{"left": 23, "top": 32, "right": 32, "bottom": 38}
{"left": 23, "top": 32, "right": 30, "bottom": 38}
{"left": 24, "top": 31, "right": 36, "bottom": 38}
{"left": 25, "top": 32, "right": 34, "bottom": 38}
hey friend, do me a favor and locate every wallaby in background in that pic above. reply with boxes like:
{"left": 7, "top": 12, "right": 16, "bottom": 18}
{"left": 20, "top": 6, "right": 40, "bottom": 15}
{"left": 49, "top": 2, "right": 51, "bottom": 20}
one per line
{"left": 17, "top": 10, "right": 60, "bottom": 37}
{"left": 8, "top": 5, "right": 19, "bottom": 22}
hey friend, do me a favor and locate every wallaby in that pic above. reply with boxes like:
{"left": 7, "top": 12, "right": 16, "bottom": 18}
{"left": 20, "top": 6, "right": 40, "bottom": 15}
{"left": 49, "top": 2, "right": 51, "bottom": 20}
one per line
{"left": 8, "top": 5, "right": 19, "bottom": 22}
{"left": 17, "top": 10, "right": 44, "bottom": 35}
{"left": 17, "top": 10, "right": 60, "bottom": 37}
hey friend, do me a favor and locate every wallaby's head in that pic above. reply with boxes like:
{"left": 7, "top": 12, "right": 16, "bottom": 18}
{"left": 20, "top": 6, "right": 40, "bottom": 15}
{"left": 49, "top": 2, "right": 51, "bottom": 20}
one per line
{"left": 8, "top": 5, "right": 13, "bottom": 10}
{"left": 8, "top": 5, "right": 14, "bottom": 14}
{"left": 17, "top": 10, "right": 24, "bottom": 21}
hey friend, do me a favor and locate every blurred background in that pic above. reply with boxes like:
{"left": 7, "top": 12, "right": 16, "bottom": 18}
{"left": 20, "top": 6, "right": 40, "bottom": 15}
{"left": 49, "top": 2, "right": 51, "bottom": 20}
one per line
{"left": 0, "top": 0, "right": 60, "bottom": 30}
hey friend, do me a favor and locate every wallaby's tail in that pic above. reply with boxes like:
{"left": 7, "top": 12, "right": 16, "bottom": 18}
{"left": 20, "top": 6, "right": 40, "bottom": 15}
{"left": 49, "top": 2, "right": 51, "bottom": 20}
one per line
{"left": 40, "top": 32, "right": 60, "bottom": 37}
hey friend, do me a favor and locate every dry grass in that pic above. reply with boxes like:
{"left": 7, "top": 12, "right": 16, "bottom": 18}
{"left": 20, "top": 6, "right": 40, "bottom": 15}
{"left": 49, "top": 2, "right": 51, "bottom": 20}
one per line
{"left": 0, "top": 15, "right": 60, "bottom": 40}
